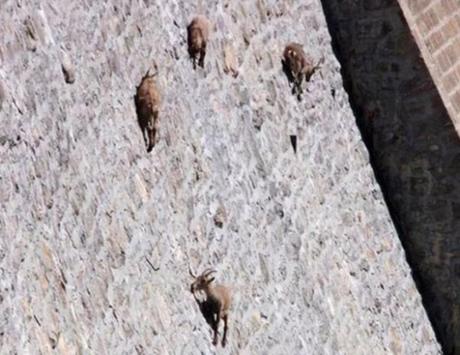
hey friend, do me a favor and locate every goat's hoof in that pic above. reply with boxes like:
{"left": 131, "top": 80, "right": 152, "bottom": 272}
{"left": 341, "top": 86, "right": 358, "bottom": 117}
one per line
{"left": 222, "top": 340, "right": 227, "bottom": 347}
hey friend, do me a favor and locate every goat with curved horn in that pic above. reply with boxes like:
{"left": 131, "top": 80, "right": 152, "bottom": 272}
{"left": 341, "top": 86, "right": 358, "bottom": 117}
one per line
{"left": 189, "top": 268, "right": 232, "bottom": 347}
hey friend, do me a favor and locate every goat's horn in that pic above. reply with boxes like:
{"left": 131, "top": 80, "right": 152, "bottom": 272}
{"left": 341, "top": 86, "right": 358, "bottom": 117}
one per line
{"left": 149, "top": 61, "right": 159, "bottom": 77}
{"left": 189, "top": 267, "right": 197, "bottom": 278}
{"left": 203, "top": 268, "right": 217, "bottom": 277}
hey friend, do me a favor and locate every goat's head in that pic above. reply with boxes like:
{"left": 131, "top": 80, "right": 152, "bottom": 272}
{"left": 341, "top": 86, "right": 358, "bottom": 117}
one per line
{"left": 286, "top": 48, "right": 297, "bottom": 60}
{"left": 190, "top": 268, "right": 216, "bottom": 293}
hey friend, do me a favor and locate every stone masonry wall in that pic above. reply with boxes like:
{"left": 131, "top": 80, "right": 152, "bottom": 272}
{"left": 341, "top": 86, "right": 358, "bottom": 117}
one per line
{"left": 398, "top": 0, "right": 460, "bottom": 134}
{"left": 320, "top": 0, "right": 460, "bottom": 354}
{"left": 0, "top": 0, "right": 440, "bottom": 354}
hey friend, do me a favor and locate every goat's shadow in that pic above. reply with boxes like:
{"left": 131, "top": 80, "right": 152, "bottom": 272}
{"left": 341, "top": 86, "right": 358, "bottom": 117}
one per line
{"left": 196, "top": 297, "right": 219, "bottom": 330}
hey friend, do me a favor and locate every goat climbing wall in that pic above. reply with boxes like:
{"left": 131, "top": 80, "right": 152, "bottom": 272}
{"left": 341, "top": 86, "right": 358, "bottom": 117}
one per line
{"left": 0, "top": 0, "right": 441, "bottom": 354}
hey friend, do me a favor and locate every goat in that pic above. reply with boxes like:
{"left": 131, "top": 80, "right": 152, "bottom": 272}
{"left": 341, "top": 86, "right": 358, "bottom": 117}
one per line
{"left": 134, "top": 67, "right": 161, "bottom": 152}
{"left": 187, "top": 16, "right": 210, "bottom": 69}
{"left": 282, "top": 42, "right": 323, "bottom": 100}
{"left": 190, "top": 268, "right": 231, "bottom": 347}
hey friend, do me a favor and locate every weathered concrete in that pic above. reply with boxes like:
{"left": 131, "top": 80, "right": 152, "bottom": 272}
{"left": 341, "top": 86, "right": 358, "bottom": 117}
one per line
{"left": 320, "top": 0, "right": 460, "bottom": 354}
{"left": 0, "top": 0, "right": 440, "bottom": 354}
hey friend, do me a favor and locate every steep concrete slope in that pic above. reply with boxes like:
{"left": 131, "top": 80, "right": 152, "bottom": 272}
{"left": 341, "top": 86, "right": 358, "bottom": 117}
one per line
{"left": 0, "top": 0, "right": 440, "bottom": 354}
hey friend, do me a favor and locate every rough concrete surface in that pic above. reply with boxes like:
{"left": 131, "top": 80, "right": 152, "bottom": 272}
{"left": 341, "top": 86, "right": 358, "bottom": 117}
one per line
{"left": 0, "top": 0, "right": 441, "bottom": 354}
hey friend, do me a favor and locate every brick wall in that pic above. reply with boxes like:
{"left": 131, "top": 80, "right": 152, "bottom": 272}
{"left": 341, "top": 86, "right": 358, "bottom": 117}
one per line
{"left": 399, "top": 0, "right": 460, "bottom": 135}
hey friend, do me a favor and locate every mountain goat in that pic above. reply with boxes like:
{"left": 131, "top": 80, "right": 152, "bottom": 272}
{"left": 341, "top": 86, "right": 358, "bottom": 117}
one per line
{"left": 134, "top": 68, "right": 161, "bottom": 152}
{"left": 282, "top": 42, "right": 323, "bottom": 99}
{"left": 190, "top": 268, "right": 232, "bottom": 347}
{"left": 187, "top": 16, "right": 210, "bottom": 69}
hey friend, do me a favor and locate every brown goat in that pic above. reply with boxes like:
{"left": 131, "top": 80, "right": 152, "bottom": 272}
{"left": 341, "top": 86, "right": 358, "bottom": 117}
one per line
{"left": 134, "top": 68, "right": 161, "bottom": 152}
{"left": 282, "top": 42, "right": 323, "bottom": 99}
{"left": 190, "top": 268, "right": 232, "bottom": 347}
{"left": 187, "top": 16, "right": 210, "bottom": 69}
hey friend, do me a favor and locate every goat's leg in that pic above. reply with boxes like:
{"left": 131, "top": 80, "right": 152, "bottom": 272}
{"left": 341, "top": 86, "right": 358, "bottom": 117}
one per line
{"left": 222, "top": 313, "right": 228, "bottom": 347}
{"left": 296, "top": 76, "right": 303, "bottom": 100}
{"left": 212, "top": 315, "right": 220, "bottom": 346}
{"left": 147, "top": 115, "right": 157, "bottom": 152}
{"left": 298, "top": 75, "right": 304, "bottom": 94}
{"left": 142, "top": 126, "right": 149, "bottom": 148}
{"left": 147, "top": 132, "right": 155, "bottom": 152}
{"left": 292, "top": 79, "right": 299, "bottom": 97}
{"left": 289, "top": 72, "right": 296, "bottom": 95}
{"left": 199, "top": 44, "right": 206, "bottom": 68}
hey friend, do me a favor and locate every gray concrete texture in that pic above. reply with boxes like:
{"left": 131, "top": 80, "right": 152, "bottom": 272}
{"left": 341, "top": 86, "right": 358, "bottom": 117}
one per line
{"left": 0, "top": 0, "right": 441, "bottom": 354}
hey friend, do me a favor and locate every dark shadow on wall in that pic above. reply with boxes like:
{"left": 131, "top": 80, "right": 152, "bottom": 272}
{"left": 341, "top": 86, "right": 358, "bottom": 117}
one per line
{"left": 320, "top": 1, "right": 460, "bottom": 354}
